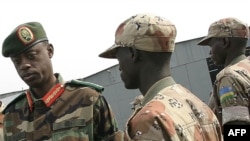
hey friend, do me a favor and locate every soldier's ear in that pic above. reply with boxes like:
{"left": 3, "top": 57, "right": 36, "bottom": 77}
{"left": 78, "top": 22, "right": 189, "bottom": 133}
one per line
{"left": 223, "top": 37, "right": 230, "bottom": 48}
{"left": 47, "top": 44, "right": 54, "bottom": 58}
{"left": 130, "top": 47, "right": 139, "bottom": 63}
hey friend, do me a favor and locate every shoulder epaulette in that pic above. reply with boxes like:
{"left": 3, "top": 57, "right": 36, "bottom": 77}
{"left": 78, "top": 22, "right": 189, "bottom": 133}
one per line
{"left": 65, "top": 79, "right": 104, "bottom": 93}
{"left": 3, "top": 92, "right": 26, "bottom": 114}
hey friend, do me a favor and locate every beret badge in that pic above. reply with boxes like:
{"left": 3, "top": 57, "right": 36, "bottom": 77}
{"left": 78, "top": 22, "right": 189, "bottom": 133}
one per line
{"left": 17, "top": 26, "right": 35, "bottom": 45}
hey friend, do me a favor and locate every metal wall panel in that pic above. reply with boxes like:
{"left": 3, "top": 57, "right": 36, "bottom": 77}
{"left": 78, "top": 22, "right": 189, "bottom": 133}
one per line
{"left": 171, "top": 59, "right": 212, "bottom": 103}
{"left": 171, "top": 37, "right": 210, "bottom": 67}
{"left": 185, "top": 59, "right": 213, "bottom": 102}
{"left": 171, "top": 65, "right": 192, "bottom": 90}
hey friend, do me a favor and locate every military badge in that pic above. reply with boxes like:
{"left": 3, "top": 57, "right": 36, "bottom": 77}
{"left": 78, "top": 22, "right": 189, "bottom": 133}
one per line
{"left": 17, "top": 26, "right": 34, "bottom": 45}
{"left": 219, "top": 86, "right": 235, "bottom": 103}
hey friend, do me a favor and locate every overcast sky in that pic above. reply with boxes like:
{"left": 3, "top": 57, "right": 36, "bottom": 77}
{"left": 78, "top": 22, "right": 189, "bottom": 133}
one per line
{"left": 0, "top": 0, "right": 250, "bottom": 94}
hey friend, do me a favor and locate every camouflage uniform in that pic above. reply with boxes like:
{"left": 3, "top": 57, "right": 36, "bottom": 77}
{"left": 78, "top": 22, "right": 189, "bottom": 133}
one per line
{"left": 3, "top": 73, "right": 122, "bottom": 141}
{"left": 125, "top": 77, "right": 222, "bottom": 141}
{"left": 198, "top": 18, "right": 250, "bottom": 126}
{"left": 1, "top": 22, "right": 123, "bottom": 141}
{"left": 99, "top": 13, "right": 223, "bottom": 141}
{"left": 208, "top": 91, "right": 215, "bottom": 111}
{"left": 214, "top": 55, "right": 250, "bottom": 125}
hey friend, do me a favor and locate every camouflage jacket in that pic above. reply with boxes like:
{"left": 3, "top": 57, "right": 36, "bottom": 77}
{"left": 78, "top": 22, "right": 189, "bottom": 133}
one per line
{"left": 213, "top": 55, "right": 250, "bottom": 126}
{"left": 3, "top": 73, "right": 123, "bottom": 141}
{"left": 0, "top": 111, "right": 4, "bottom": 141}
{"left": 125, "top": 77, "right": 223, "bottom": 141}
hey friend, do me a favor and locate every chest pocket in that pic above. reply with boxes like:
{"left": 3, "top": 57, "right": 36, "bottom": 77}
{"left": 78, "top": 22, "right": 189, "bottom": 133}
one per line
{"left": 52, "top": 119, "right": 89, "bottom": 141}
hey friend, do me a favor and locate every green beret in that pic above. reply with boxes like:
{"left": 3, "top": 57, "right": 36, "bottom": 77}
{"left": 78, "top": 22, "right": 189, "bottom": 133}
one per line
{"left": 2, "top": 22, "right": 48, "bottom": 57}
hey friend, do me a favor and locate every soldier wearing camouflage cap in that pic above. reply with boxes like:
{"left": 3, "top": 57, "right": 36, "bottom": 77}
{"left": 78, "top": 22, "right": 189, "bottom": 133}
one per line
{"left": 1, "top": 22, "right": 123, "bottom": 141}
{"left": 197, "top": 17, "right": 250, "bottom": 128}
{"left": 99, "top": 13, "right": 223, "bottom": 140}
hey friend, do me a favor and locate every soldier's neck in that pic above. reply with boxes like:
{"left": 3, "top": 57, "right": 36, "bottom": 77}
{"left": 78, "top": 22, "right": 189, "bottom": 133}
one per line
{"left": 32, "top": 77, "right": 57, "bottom": 99}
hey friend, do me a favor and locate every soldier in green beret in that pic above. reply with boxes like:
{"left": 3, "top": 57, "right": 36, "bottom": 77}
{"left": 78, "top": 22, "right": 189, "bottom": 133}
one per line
{"left": 2, "top": 22, "right": 123, "bottom": 141}
{"left": 99, "top": 13, "right": 223, "bottom": 141}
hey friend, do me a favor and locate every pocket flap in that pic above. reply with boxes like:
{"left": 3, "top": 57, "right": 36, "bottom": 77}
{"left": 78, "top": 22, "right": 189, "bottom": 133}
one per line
{"left": 53, "top": 119, "right": 86, "bottom": 130}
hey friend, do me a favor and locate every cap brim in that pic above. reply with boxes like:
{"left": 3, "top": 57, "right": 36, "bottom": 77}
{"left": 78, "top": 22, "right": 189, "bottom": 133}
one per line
{"left": 197, "top": 36, "right": 211, "bottom": 46}
{"left": 99, "top": 44, "right": 121, "bottom": 58}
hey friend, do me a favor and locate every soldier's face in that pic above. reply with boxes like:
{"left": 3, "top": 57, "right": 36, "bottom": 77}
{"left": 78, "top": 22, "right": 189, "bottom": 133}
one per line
{"left": 10, "top": 42, "right": 54, "bottom": 88}
{"left": 208, "top": 38, "right": 226, "bottom": 66}
{"left": 116, "top": 47, "right": 139, "bottom": 89}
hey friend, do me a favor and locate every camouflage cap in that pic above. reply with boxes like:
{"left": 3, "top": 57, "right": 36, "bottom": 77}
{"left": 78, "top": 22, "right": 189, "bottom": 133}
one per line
{"left": 2, "top": 22, "right": 48, "bottom": 57}
{"left": 198, "top": 17, "right": 249, "bottom": 46}
{"left": 99, "top": 13, "right": 177, "bottom": 58}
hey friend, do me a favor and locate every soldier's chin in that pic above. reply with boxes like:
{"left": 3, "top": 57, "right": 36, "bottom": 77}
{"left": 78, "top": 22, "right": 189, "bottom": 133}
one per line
{"left": 23, "top": 79, "right": 39, "bottom": 88}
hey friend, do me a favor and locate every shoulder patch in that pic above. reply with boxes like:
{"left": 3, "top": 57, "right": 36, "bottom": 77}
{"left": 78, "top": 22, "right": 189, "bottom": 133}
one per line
{"left": 3, "top": 92, "right": 26, "bottom": 114}
{"left": 65, "top": 79, "right": 104, "bottom": 93}
{"left": 219, "top": 86, "right": 235, "bottom": 104}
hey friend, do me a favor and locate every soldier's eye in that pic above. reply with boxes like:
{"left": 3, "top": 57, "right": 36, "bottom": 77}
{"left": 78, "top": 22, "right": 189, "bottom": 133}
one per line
{"left": 28, "top": 54, "right": 34, "bottom": 59}
{"left": 27, "top": 52, "right": 36, "bottom": 59}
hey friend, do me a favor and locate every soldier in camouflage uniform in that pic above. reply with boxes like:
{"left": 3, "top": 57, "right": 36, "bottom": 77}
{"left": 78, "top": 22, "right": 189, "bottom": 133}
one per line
{"left": 1, "top": 22, "right": 123, "bottom": 141}
{"left": 198, "top": 18, "right": 250, "bottom": 127}
{"left": 99, "top": 13, "right": 223, "bottom": 141}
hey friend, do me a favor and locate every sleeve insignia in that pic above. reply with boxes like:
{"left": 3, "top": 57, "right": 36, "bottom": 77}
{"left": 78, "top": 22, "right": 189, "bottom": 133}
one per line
{"left": 219, "top": 86, "right": 235, "bottom": 103}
